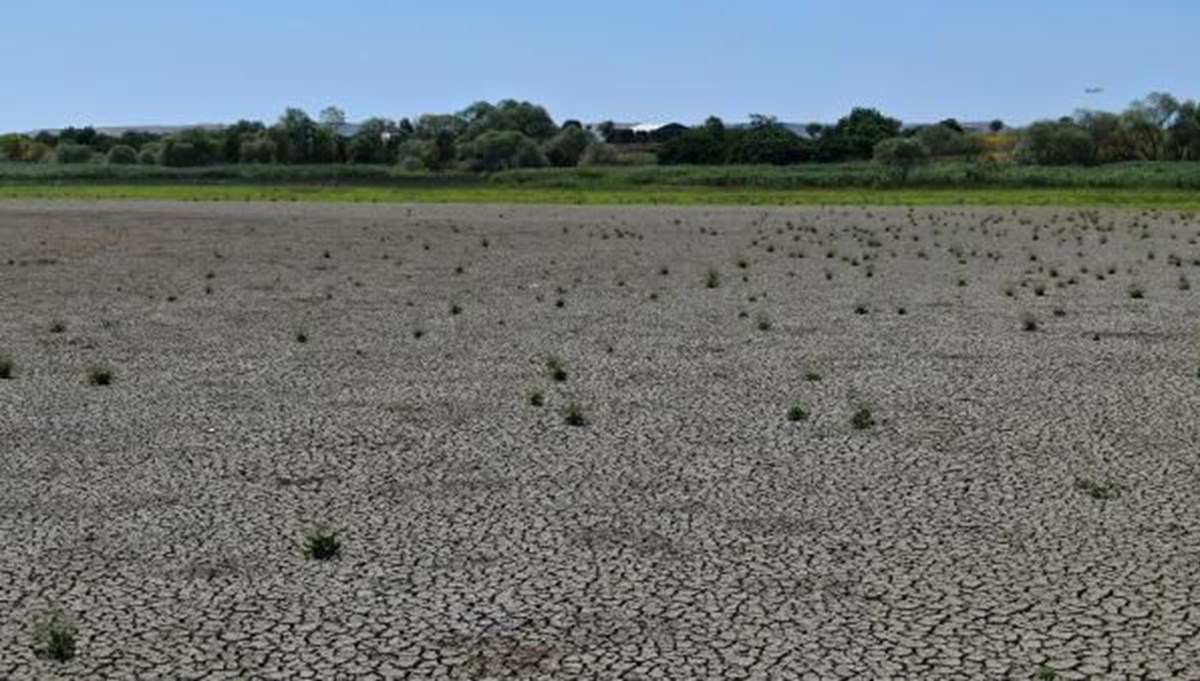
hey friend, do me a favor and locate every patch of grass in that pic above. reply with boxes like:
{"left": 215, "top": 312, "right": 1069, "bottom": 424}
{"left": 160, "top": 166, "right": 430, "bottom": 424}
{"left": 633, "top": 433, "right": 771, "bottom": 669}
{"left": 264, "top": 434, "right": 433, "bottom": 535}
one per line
{"left": 87, "top": 364, "right": 113, "bottom": 386}
{"left": 787, "top": 406, "right": 809, "bottom": 422}
{"left": 303, "top": 525, "right": 341, "bottom": 560}
{"left": 528, "top": 390, "right": 545, "bottom": 407}
{"left": 563, "top": 401, "right": 587, "bottom": 427}
{"left": 705, "top": 266, "right": 721, "bottom": 289}
{"left": 1074, "top": 477, "right": 1118, "bottom": 500}
{"left": 1021, "top": 312, "right": 1039, "bottom": 332}
{"left": 49, "top": 320, "right": 67, "bottom": 333}
{"left": 850, "top": 407, "right": 875, "bottom": 430}
{"left": 546, "top": 355, "right": 568, "bottom": 382}
{"left": 30, "top": 607, "right": 76, "bottom": 662}
{"left": 1037, "top": 662, "right": 1057, "bottom": 681}
{"left": 0, "top": 355, "right": 12, "bottom": 380}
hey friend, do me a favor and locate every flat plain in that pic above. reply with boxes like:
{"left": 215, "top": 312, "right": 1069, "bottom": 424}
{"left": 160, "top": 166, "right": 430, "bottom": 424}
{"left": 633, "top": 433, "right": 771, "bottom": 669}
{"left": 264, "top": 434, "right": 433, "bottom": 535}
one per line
{"left": 1, "top": 200, "right": 1199, "bottom": 679}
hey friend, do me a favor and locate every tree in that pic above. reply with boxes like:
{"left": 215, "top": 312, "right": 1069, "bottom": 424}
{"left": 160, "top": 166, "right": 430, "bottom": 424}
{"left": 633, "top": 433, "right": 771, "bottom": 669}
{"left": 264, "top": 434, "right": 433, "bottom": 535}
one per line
{"left": 54, "top": 144, "right": 93, "bottom": 164}
{"left": 457, "top": 130, "right": 546, "bottom": 171}
{"left": 1123, "top": 92, "right": 1180, "bottom": 160}
{"left": 542, "top": 125, "right": 591, "bottom": 167}
{"left": 222, "top": 120, "right": 267, "bottom": 163}
{"left": 1075, "top": 110, "right": 1135, "bottom": 164}
{"left": 728, "top": 119, "right": 807, "bottom": 165}
{"left": 106, "top": 145, "right": 138, "bottom": 165}
{"left": 272, "top": 108, "right": 318, "bottom": 163}
{"left": 657, "top": 119, "right": 728, "bottom": 165}
{"left": 989, "top": 119, "right": 1005, "bottom": 133}
{"left": 460, "top": 100, "right": 558, "bottom": 143}
{"left": 818, "top": 107, "right": 902, "bottom": 161}
{"left": 1016, "top": 119, "right": 1092, "bottom": 165}
{"left": 348, "top": 117, "right": 402, "bottom": 164}
{"left": 873, "top": 137, "right": 930, "bottom": 181}
{"left": 1169, "top": 100, "right": 1200, "bottom": 161}
{"left": 580, "top": 141, "right": 618, "bottom": 166}
{"left": 319, "top": 106, "right": 347, "bottom": 127}
{"left": 239, "top": 134, "right": 277, "bottom": 163}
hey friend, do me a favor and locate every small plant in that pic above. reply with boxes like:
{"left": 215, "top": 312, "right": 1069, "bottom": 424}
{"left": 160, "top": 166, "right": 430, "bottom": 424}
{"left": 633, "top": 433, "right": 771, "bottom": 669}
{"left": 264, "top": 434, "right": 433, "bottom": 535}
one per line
{"left": 1179, "top": 275, "right": 1191, "bottom": 291}
{"left": 1074, "top": 477, "right": 1118, "bottom": 500}
{"left": 303, "top": 525, "right": 341, "bottom": 560}
{"left": 413, "top": 329, "right": 425, "bottom": 339}
{"left": 546, "top": 355, "right": 568, "bottom": 382}
{"left": 528, "top": 390, "right": 545, "bottom": 407}
{"left": 1052, "top": 308, "right": 1066, "bottom": 318}
{"left": 563, "top": 402, "right": 587, "bottom": 427}
{"left": 850, "top": 407, "right": 875, "bottom": 430}
{"left": 1128, "top": 286, "right": 1144, "bottom": 299}
{"left": 1021, "top": 312, "right": 1038, "bottom": 332}
{"left": 756, "top": 312, "right": 772, "bottom": 331}
{"left": 1037, "top": 662, "right": 1057, "bottom": 680}
{"left": 50, "top": 320, "right": 67, "bottom": 333}
{"left": 87, "top": 364, "right": 113, "bottom": 386}
{"left": 295, "top": 331, "right": 308, "bottom": 344}
{"left": 853, "top": 304, "right": 868, "bottom": 315}
{"left": 0, "top": 355, "right": 12, "bottom": 380}
{"left": 787, "top": 406, "right": 809, "bottom": 422}
{"left": 804, "top": 371, "right": 822, "bottom": 382}
{"left": 705, "top": 266, "right": 722, "bottom": 289}
{"left": 450, "top": 303, "right": 463, "bottom": 315}
{"left": 31, "top": 608, "right": 76, "bottom": 662}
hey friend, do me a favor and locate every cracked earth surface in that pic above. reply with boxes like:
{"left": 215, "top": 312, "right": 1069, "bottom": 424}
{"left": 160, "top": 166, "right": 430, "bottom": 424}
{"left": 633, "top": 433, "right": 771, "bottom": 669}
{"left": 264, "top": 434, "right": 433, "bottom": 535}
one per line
{"left": 1, "top": 201, "right": 1199, "bottom": 679}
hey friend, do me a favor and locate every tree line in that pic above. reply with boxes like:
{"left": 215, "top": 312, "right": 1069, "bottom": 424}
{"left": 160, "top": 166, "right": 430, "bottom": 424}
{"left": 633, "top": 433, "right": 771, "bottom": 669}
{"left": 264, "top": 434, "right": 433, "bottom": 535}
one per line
{"left": 2, "top": 93, "right": 1198, "bottom": 170}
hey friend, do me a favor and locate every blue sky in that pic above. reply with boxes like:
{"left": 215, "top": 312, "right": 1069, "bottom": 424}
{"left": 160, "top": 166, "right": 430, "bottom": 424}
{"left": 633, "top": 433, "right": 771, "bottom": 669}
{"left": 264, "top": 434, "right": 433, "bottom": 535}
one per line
{"left": 3, "top": 0, "right": 1197, "bottom": 131}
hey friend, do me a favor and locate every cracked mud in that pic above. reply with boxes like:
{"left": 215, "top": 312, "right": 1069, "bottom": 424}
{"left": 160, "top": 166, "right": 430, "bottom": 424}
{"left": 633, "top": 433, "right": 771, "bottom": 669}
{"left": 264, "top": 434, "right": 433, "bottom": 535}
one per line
{"left": 2, "top": 201, "right": 1199, "bottom": 679}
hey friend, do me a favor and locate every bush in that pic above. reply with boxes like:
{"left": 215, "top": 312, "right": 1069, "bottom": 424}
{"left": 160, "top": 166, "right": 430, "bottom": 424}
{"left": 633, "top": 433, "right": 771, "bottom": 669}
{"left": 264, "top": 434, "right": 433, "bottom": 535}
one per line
{"left": 105, "top": 145, "right": 138, "bottom": 165}
{"left": 54, "top": 144, "right": 93, "bottom": 164}
{"left": 31, "top": 608, "right": 76, "bottom": 662}
{"left": 303, "top": 526, "right": 341, "bottom": 560}
{"left": 874, "top": 137, "right": 931, "bottom": 181}
{"left": 543, "top": 126, "right": 592, "bottom": 167}
{"left": 458, "top": 130, "right": 546, "bottom": 171}
{"left": 239, "top": 135, "right": 277, "bottom": 163}
{"left": 579, "top": 141, "right": 619, "bottom": 166}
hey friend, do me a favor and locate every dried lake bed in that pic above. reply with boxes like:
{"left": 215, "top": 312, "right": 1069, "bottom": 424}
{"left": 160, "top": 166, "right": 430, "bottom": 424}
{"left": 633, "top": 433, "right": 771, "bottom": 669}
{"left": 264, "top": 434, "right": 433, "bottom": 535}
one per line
{"left": 1, "top": 201, "right": 1199, "bottom": 678}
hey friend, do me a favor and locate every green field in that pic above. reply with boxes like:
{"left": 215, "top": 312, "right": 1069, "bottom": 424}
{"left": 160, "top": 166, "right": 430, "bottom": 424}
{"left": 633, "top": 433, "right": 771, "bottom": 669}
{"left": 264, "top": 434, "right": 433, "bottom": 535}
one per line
{"left": 2, "top": 161, "right": 1199, "bottom": 208}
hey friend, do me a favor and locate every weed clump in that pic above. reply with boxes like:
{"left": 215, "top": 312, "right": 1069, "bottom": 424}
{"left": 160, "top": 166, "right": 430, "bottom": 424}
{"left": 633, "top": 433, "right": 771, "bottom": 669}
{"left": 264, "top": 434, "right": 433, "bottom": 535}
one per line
{"left": 31, "top": 608, "right": 76, "bottom": 662}
{"left": 1074, "top": 477, "right": 1118, "bottom": 500}
{"left": 528, "top": 390, "right": 545, "bottom": 407}
{"left": 850, "top": 407, "right": 875, "bottom": 430}
{"left": 87, "top": 364, "right": 113, "bottom": 386}
{"left": 0, "top": 355, "right": 12, "bottom": 380}
{"left": 705, "top": 267, "right": 721, "bottom": 289}
{"left": 563, "top": 402, "right": 587, "bottom": 427}
{"left": 787, "top": 406, "right": 809, "bottom": 422}
{"left": 1021, "top": 312, "right": 1038, "bottom": 332}
{"left": 546, "top": 355, "right": 568, "bottom": 382}
{"left": 303, "top": 526, "right": 341, "bottom": 560}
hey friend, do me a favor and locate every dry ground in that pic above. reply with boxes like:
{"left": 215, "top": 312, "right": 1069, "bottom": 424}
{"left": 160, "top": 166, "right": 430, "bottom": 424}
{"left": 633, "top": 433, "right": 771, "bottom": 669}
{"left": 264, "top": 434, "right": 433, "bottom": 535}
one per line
{"left": 1, "top": 201, "right": 1199, "bottom": 679}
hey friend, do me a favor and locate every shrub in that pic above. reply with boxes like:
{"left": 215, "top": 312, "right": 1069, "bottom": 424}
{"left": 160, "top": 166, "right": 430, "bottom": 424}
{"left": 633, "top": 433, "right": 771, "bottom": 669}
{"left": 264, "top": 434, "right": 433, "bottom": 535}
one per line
{"left": 54, "top": 144, "right": 93, "bottom": 164}
{"left": 106, "top": 145, "right": 138, "bottom": 165}
{"left": 546, "top": 355, "right": 568, "bottom": 382}
{"left": 563, "top": 402, "right": 587, "bottom": 426}
{"left": 87, "top": 364, "right": 113, "bottom": 386}
{"left": 705, "top": 267, "right": 721, "bottom": 289}
{"left": 31, "top": 608, "right": 76, "bottom": 662}
{"left": 542, "top": 126, "right": 592, "bottom": 167}
{"left": 873, "top": 137, "right": 931, "bottom": 181}
{"left": 850, "top": 407, "right": 875, "bottom": 430}
{"left": 579, "top": 141, "right": 618, "bottom": 166}
{"left": 303, "top": 526, "right": 341, "bottom": 560}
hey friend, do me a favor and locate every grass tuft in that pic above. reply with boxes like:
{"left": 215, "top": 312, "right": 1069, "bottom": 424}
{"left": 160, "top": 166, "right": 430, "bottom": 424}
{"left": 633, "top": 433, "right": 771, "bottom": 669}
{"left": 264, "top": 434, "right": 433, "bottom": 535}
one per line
{"left": 87, "top": 364, "right": 113, "bottom": 386}
{"left": 850, "top": 407, "right": 875, "bottom": 430}
{"left": 31, "top": 608, "right": 76, "bottom": 662}
{"left": 303, "top": 526, "right": 341, "bottom": 560}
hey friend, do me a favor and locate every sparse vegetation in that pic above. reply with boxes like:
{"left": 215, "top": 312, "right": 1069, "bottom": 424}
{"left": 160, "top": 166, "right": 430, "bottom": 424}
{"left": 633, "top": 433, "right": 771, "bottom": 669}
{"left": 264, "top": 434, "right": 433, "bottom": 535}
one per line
{"left": 303, "top": 525, "right": 342, "bottom": 560}
{"left": 787, "top": 406, "right": 809, "bottom": 422}
{"left": 705, "top": 266, "right": 721, "bottom": 289}
{"left": 31, "top": 607, "right": 76, "bottom": 662}
{"left": 1021, "top": 312, "right": 1039, "bottom": 332}
{"left": 850, "top": 407, "right": 875, "bottom": 430}
{"left": 563, "top": 401, "right": 587, "bottom": 427}
{"left": 529, "top": 390, "right": 545, "bottom": 407}
{"left": 0, "top": 355, "right": 12, "bottom": 380}
{"left": 546, "top": 355, "right": 568, "bottom": 382}
{"left": 87, "top": 364, "right": 114, "bottom": 386}
{"left": 1074, "top": 477, "right": 1118, "bottom": 500}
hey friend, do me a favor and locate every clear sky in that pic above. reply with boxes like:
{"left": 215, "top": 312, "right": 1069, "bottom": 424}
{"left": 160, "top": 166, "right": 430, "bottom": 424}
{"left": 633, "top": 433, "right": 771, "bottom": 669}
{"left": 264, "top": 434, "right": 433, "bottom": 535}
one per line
{"left": 3, "top": 0, "right": 1197, "bottom": 132}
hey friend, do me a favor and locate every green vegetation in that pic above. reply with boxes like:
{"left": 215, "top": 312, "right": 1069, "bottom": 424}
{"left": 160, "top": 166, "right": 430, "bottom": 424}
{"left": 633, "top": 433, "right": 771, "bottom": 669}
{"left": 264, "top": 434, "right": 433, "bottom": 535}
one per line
{"left": 87, "top": 364, "right": 114, "bottom": 386}
{"left": 0, "top": 355, "right": 12, "bottom": 379}
{"left": 850, "top": 407, "right": 875, "bottom": 430}
{"left": 546, "top": 355, "right": 568, "bottom": 382}
{"left": 1075, "top": 477, "right": 1119, "bottom": 500}
{"left": 529, "top": 390, "right": 545, "bottom": 407}
{"left": 787, "top": 406, "right": 809, "bottom": 422}
{"left": 563, "top": 402, "right": 587, "bottom": 427}
{"left": 303, "top": 526, "right": 342, "bottom": 560}
{"left": 31, "top": 608, "right": 77, "bottom": 662}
